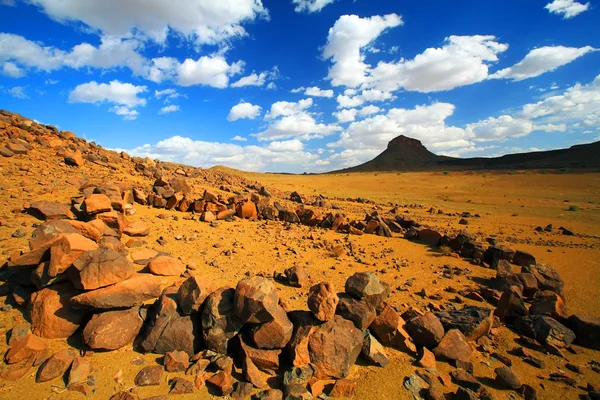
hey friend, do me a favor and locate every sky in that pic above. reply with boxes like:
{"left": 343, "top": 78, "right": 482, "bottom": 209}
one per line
{"left": 0, "top": 0, "right": 599, "bottom": 173}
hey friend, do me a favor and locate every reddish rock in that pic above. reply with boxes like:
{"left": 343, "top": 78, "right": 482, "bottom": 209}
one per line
{"left": 69, "top": 247, "right": 134, "bottom": 290}
{"left": 345, "top": 272, "right": 389, "bottom": 309}
{"left": 495, "top": 366, "right": 522, "bottom": 390}
{"left": 206, "top": 370, "right": 234, "bottom": 396}
{"left": 36, "top": 349, "right": 76, "bottom": 383}
{"left": 29, "top": 282, "right": 83, "bottom": 339}
{"left": 239, "top": 336, "right": 282, "bottom": 372}
{"left": 47, "top": 233, "right": 98, "bottom": 277}
{"left": 70, "top": 274, "right": 168, "bottom": 309}
{"left": 484, "top": 245, "right": 516, "bottom": 266}
{"left": 308, "top": 282, "right": 339, "bottom": 322}
{"left": 308, "top": 316, "right": 363, "bottom": 379}
{"left": 29, "top": 201, "right": 75, "bottom": 220}
{"left": 234, "top": 276, "right": 280, "bottom": 324}
{"left": 529, "top": 294, "right": 568, "bottom": 321}
{"left": 417, "top": 229, "right": 442, "bottom": 247}
{"left": 82, "top": 309, "right": 144, "bottom": 350}
{"left": 29, "top": 220, "right": 78, "bottom": 250}
{"left": 435, "top": 307, "right": 494, "bottom": 342}
{"left": 330, "top": 379, "right": 356, "bottom": 398}
{"left": 417, "top": 347, "right": 437, "bottom": 369}
{"left": 148, "top": 255, "right": 186, "bottom": 276}
{"left": 496, "top": 287, "right": 528, "bottom": 323}
{"left": 522, "top": 264, "right": 564, "bottom": 295}
{"left": 361, "top": 331, "right": 390, "bottom": 367}
{"left": 96, "top": 210, "right": 128, "bottom": 234}
{"left": 135, "top": 365, "right": 163, "bottom": 386}
{"left": 405, "top": 312, "right": 445, "bottom": 348}
{"left": 177, "top": 275, "right": 216, "bottom": 315}
{"left": 68, "top": 357, "right": 93, "bottom": 386}
{"left": 202, "top": 287, "right": 243, "bottom": 354}
{"left": 369, "top": 304, "right": 416, "bottom": 353}
{"left": 236, "top": 200, "right": 257, "bottom": 219}
{"left": 123, "top": 220, "right": 150, "bottom": 237}
{"left": 514, "top": 315, "right": 575, "bottom": 348}
{"left": 287, "top": 312, "right": 319, "bottom": 367}
{"left": 284, "top": 265, "right": 308, "bottom": 288}
{"left": 568, "top": 314, "right": 600, "bottom": 350}
{"left": 165, "top": 351, "right": 190, "bottom": 372}
{"left": 513, "top": 250, "right": 536, "bottom": 267}
{"left": 253, "top": 389, "right": 284, "bottom": 400}
{"left": 5, "top": 334, "right": 49, "bottom": 365}
{"left": 244, "top": 356, "right": 268, "bottom": 388}
{"left": 434, "top": 329, "right": 473, "bottom": 362}
{"left": 83, "top": 194, "right": 112, "bottom": 215}
{"left": 335, "top": 294, "right": 377, "bottom": 330}
{"left": 65, "top": 152, "right": 84, "bottom": 167}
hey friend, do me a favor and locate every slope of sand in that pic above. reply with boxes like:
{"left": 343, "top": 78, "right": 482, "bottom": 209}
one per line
{"left": 0, "top": 141, "right": 599, "bottom": 398}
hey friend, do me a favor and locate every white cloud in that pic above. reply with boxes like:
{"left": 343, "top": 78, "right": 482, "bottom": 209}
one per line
{"left": 336, "top": 88, "right": 395, "bottom": 108}
{"left": 45, "top": 79, "right": 58, "bottom": 85}
{"left": 466, "top": 115, "right": 533, "bottom": 142}
{"left": 227, "top": 101, "right": 262, "bottom": 121}
{"left": 68, "top": 80, "right": 147, "bottom": 120}
{"left": 265, "top": 98, "right": 313, "bottom": 119}
{"left": 231, "top": 67, "right": 278, "bottom": 88}
{"left": 333, "top": 108, "right": 357, "bottom": 123}
{"left": 491, "top": 46, "right": 597, "bottom": 81}
{"left": 266, "top": 139, "right": 304, "bottom": 152}
{"left": 533, "top": 123, "right": 567, "bottom": 132}
{"left": 176, "top": 55, "right": 244, "bottom": 88}
{"left": 292, "top": 0, "right": 335, "bottom": 13}
{"left": 323, "top": 14, "right": 403, "bottom": 87}
{"left": 257, "top": 113, "right": 341, "bottom": 141}
{"left": 545, "top": 0, "right": 590, "bottom": 19}
{"left": 27, "top": 0, "right": 268, "bottom": 44}
{"left": 109, "top": 106, "right": 139, "bottom": 120}
{"left": 231, "top": 135, "right": 248, "bottom": 141}
{"left": 292, "top": 86, "right": 334, "bottom": 98}
{"left": 367, "top": 35, "right": 508, "bottom": 92}
{"left": 1, "top": 61, "right": 24, "bottom": 77}
{"left": 159, "top": 105, "right": 180, "bottom": 114}
{"left": 7, "top": 86, "right": 28, "bottom": 99}
{"left": 359, "top": 105, "right": 382, "bottom": 116}
{"left": 154, "top": 88, "right": 181, "bottom": 102}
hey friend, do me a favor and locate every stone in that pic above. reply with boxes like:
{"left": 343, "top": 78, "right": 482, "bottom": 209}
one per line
{"left": 70, "top": 274, "right": 168, "bottom": 309}
{"left": 165, "top": 351, "right": 190, "bottom": 372}
{"left": 148, "top": 255, "right": 186, "bottom": 276}
{"left": 522, "top": 264, "right": 564, "bottom": 295}
{"left": 253, "top": 389, "right": 284, "bottom": 400}
{"left": 361, "top": 331, "right": 390, "bottom": 367}
{"left": 68, "top": 357, "right": 93, "bottom": 386}
{"left": 529, "top": 294, "right": 568, "bottom": 321}
{"left": 344, "top": 272, "right": 389, "bottom": 309}
{"left": 434, "top": 329, "right": 473, "bottom": 362}
{"left": 250, "top": 305, "right": 294, "bottom": 349}
{"left": 496, "top": 287, "right": 528, "bottom": 323}
{"left": 65, "top": 152, "right": 84, "bottom": 167}
{"left": 284, "top": 384, "right": 313, "bottom": 399}
{"left": 84, "top": 194, "right": 112, "bottom": 215}
{"left": 46, "top": 233, "right": 98, "bottom": 277}
{"left": 283, "top": 365, "right": 314, "bottom": 386}
{"left": 284, "top": 265, "right": 308, "bottom": 288}
{"left": 287, "top": 312, "right": 319, "bottom": 367}
{"left": 82, "top": 309, "right": 144, "bottom": 350}
{"left": 435, "top": 307, "right": 494, "bottom": 342}
{"left": 5, "top": 334, "right": 49, "bottom": 366}
{"left": 233, "top": 382, "right": 254, "bottom": 400}
{"left": 29, "top": 282, "right": 83, "bottom": 339}
{"left": 69, "top": 247, "right": 135, "bottom": 290}
{"left": 450, "top": 369, "right": 482, "bottom": 393}
{"left": 177, "top": 275, "right": 216, "bottom": 315}
{"left": 514, "top": 315, "right": 575, "bottom": 348}
{"left": 495, "top": 366, "right": 522, "bottom": 390}
{"left": 568, "top": 314, "right": 600, "bottom": 350}
{"left": 29, "top": 201, "right": 75, "bottom": 220}
{"left": 483, "top": 245, "right": 515, "bottom": 266}
{"left": 308, "top": 316, "right": 363, "bottom": 379}
{"left": 417, "top": 347, "right": 437, "bottom": 369}
{"left": 417, "top": 229, "right": 442, "bottom": 247}
{"left": 135, "top": 365, "right": 163, "bottom": 386}
{"left": 495, "top": 259, "right": 514, "bottom": 280}
{"left": 335, "top": 294, "right": 377, "bottom": 330}
{"left": 244, "top": 356, "right": 268, "bottom": 388}
{"left": 169, "top": 377, "right": 194, "bottom": 394}
{"left": 239, "top": 336, "right": 282, "bottom": 372}
{"left": 36, "top": 349, "right": 76, "bottom": 383}
{"left": 123, "top": 220, "right": 150, "bottom": 237}
{"left": 206, "top": 370, "right": 234, "bottom": 396}
{"left": 369, "top": 304, "right": 416, "bottom": 353}
{"left": 307, "top": 282, "right": 339, "bottom": 322}
{"left": 234, "top": 276, "right": 280, "bottom": 324}
{"left": 29, "top": 220, "right": 79, "bottom": 250}
{"left": 405, "top": 312, "right": 445, "bottom": 348}
{"left": 513, "top": 250, "right": 536, "bottom": 267}
{"left": 202, "top": 287, "right": 243, "bottom": 354}
{"left": 96, "top": 210, "right": 128, "bottom": 234}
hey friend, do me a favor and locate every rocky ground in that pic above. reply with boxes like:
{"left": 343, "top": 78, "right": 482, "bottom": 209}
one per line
{"left": 0, "top": 109, "right": 599, "bottom": 400}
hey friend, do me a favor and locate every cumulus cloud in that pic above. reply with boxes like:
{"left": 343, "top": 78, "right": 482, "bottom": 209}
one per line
{"left": 68, "top": 80, "right": 147, "bottom": 120}
{"left": 1, "top": 61, "right": 24, "bottom": 77}
{"left": 333, "top": 108, "right": 357, "bottom": 123}
{"left": 491, "top": 46, "right": 597, "bottom": 81}
{"left": 545, "top": 0, "right": 590, "bottom": 19}
{"left": 231, "top": 135, "right": 248, "bottom": 141}
{"left": 256, "top": 112, "right": 341, "bottom": 141}
{"left": 176, "top": 55, "right": 244, "bottom": 88}
{"left": 154, "top": 88, "right": 181, "bottom": 103}
{"left": 159, "top": 105, "right": 180, "bottom": 114}
{"left": 27, "top": 0, "right": 268, "bottom": 44}
{"left": 7, "top": 86, "right": 28, "bottom": 99}
{"left": 466, "top": 115, "right": 533, "bottom": 142}
{"left": 265, "top": 98, "right": 313, "bottom": 119}
{"left": 292, "top": 86, "right": 334, "bottom": 98}
{"left": 109, "top": 105, "right": 139, "bottom": 120}
{"left": 359, "top": 105, "right": 382, "bottom": 116}
{"left": 336, "top": 88, "right": 395, "bottom": 108}
{"left": 231, "top": 67, "right": 278, "bottom": 88}
{"left": 227, "top": 101, "right": 262, "bottom": 121}
{"left": 292, "top": 0, "right": 336, "bottom": 13}
{"left": 323, "top": 14, "right": 403, "bottom": 87}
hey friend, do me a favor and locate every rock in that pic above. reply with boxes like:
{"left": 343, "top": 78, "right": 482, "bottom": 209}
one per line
{"left": 96, "top": 210, "right": 128, "bottom": 234}
{"left": 135, "top": 365, "right": 163, "bottom": 386}
{"left": 165, "top": 351, "right": 190, "bottom": 372}
{"left": 69, "top": 247, "right": 134, "bottom": 290}
{"left": 483, "top": 245, "right": 515, "bottom": 266}
{"left": 206, "top": 370, "right": 234, "bottom": 396}
{"left": 514, "top": 315, "right": 575, "bottom": 348}
{"left": 36, "top": 349, "right": 76, "bottom": 382}
{"left": 202, "top": 287, "right": 243, "bottom": 354}
{"left": 233, "top": 382, "right": 254, "bottom": 400}
{"left": 82, "top": 309, "right": 144, "bottom": 350}
{"left": 65, "top": 152, "right": 84, "bottom": 167}
{"left": 450, "top": 368, "right": 482, "bottom": 393}
{"left": 5, "top": 334, "right": 49, "bottom": 366}
{"left": 250, "top": 305, "right": 294, "bottom": 349}
{"left": 46, "top": 233, "right": 98, "bottom": 278}
{"left": 369, "top": 304, "right": 416, "bottom": 353}
{"left": 513, "top": 250, "right": 536, "bottom": 267}
{"left": 361, "top": 331, "right": 390, "bottom": 367}
{"left": 529, "top": 294, "right": 568, "bottom": 321}
{"left": 404, "top": 374, "right": 427, "bottom": 399}
{"left": 496, "top": 287, "right": 528, "bottom": 323}
{"left": 244, "top": 356, "right": 268, "bottom": 388}
{"left": 169, "top": 177, "right": 191, "bottom": 195}
{"left": 284, "top": 265, "right": 308, "bottom": 288}
{"left": 170, "top": 377, "right": 194, "bottom": 394}
{"left": 177, "top": 275, "right": 216, "bottom": 315}
{"left": 335, "top": 294, "right": 377, "bottom": 330}
{"left": 68, "top": 356, "right": 93, "bottom": 387}
{"left": 454, "top": 387, "right": 478, "bottom": 400}
{"left": 283, "top": 365, "right": 314, "bottom": 386}
{"left": 29, "top": 282, "right": 83, "bottom": 339}
{"left": 417, "top": 229, "right": 442, "bottom": 247}
{"left": 495, "top": 366, "right": 522, "bottom": 390}
{"left": 239, "top": 336, "right": 282, "bottom": 372}
{"left": 308, "top": 316, "right": 363, "bottom": 379}
{"left": 405, "top": 312, "right": 445, "bottom": 348}
{"left": 236, "top": 200, "right": 258, "bottom": 219}
{"left": 307, "top": 282, "right": 339, "bottom": 322}
{"left": 417, "top": 347, "right": 437, "bottom": 369}
{"left": 435, "top": 307, "right": 494, "bottom": 342}
{"left": 434, "top": 329, "right": 472, "bottom": 362}
{"left": 234, "top": 276, "right": 280, "bottom": 324}
{"left": 29, "top": 201, "right": 75, "bottom": 220}
{"left": 122, "top": 221, "right": 150, "bottom": 237}
{"left": 495, "top": 259, "right": 515, "bottom": 280}
{"left": 8, "top": 322, "right": 31, "bottom": 346}
{"left": 148, "top": 255, "right": 186, "bottom": 276}
{"left": 287, "top": 312, "right": 319, "bottom": 367}
{"left": 345, "top": 272, "right": 389, "bottom": 309}
{"left": 330, "top": 379, "right": 356, "bottom": 398}
{"left": 568, "top": 314, "right": 600, "bottom": 350}
{"left": 522, "top": 264, "right": 564, "bottom": 295}
{"left": 83, "top": 194, "right": 112, "bottom": 215}
{"left": 253, "top": 389, "right": 284, "bottom": 400}
{"left": 29, "top": 220, "right": 79, "bottom": 250}
{"left": 70, "top": 274, "right": 168, "bottom": 309}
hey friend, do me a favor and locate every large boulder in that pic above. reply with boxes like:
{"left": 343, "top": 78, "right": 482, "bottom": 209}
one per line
{"left": 47, "top": 234, "right": 98, "bottom": 277}
{"left": 68, "top": 247, "right": 134, "bottom": 290}
{"left": 405, "top": 312, "right": 445, "bottom": 348}
{"left": 433, "top": 329, "right": 473, "bottom": 362}
{"left": 202, "top": 287, "right": 243, "bottom": 354}
{"left": 36, "top": 349, "right": 76, "bottom": 383}
{"left": 514, "top": 315, "right": 575, "bottom": 348}
{"left": 177, "top": 275, "right": 216, "bottom": 315}
{"left": 307, "top": 282, "right": 339, "bottom": 322}
{"left": 483, "top": 245, "right": 515, "bottom": 266}
{"left": 521, "top": 264, "right": 564, "bottom": 295}
{"left": 369, "top": 304, "right": 416, "bottom": 353}
{"left": 496, "top": 287, "right": 528, "bottom": 323}
{"left": 568, "top": 315, "right": 600, "bottom": 350}
{"left": 435, "top": 307, "right": 494, "bottom": 342}
{"left": 345, "top": 272, "right": 389, "bottom": 309}
{"left": 148, "top": 255, "right": 186, "bottom": 276}
{"left": 28, "top": 282, "right": 83, "bottom": 339}
{"left": 83, "top": 194, "right": 112, "bottom": 215}
{"left": 234, "top": 277, "right": 279, "bottom": 324}
{"left": 250, "top": 306, "right": 293, "bottom": 349}
{"left": 29, "top": 221, "right": 78, "bottom": 250}
{"left": 28, "top": 201, "right": 75, "bottom": 220}
{"left": 335, "top": 294, "right": 376, "bottom": 330}
{"left": 82, "top": 309, "right": 144, "bottom": 350}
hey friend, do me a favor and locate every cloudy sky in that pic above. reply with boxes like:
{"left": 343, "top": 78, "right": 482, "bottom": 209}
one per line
{"left": 1, "top": 0, "right": 599, "bottom": 172}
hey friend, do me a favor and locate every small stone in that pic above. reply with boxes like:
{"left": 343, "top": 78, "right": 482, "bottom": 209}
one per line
{"left": 135, "top": 365, "right": 163, "bottom": 386}
{"left": 495, "top": 366, "right": 522, "bottom": 390}
{"left": 164, "top": 351, "right": 190, "bottom": 372}
{"left": 148, "top": 255, "right": 186, "bottom": 276}
{"left": 36, "top": 349, "right": 76, "bottom": 383}
{"left": 434, "top": 329, "right": 472, "bottom": 362}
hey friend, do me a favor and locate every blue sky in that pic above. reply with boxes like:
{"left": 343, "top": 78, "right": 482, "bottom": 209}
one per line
{"left": 0, "top": 0, "right": 599, "bottom": 172}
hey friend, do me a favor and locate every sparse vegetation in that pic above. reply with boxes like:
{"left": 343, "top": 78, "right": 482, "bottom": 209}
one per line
{"left": 559, "top": 167, "right": 570, "bottom": 173}
{"left": 569, "top": 205, "right": 579, "bottom": 212}
{"left": 507, "top": 171, "right": 516, "bottom": 175}
{"left": 439, "top": 245, "right": 453, "bottom": 256}
{"left": 443, "top": 171, "right": 449, "bottom": 175}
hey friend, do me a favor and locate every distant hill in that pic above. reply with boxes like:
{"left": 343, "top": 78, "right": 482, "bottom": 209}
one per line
{"left": 331, "top": 135, "right": 600, "bottom": 173}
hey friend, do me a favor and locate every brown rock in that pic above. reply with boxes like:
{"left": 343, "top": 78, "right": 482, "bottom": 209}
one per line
{"left": 148, "top": 255, "right": 186, "bottom": 276}
{"left": 568, "top": 314, "right": 600, "bottom": 350}
{"left": 165, "top": 351, "right": 190, "bottom": 372}
{"left": 244, "top": 356, "right": 268, "bottom": 388}
{"left": 65, "top": 152, "right": 84, "bottom": 167}
{"left": 434, "top": 307, "right": 494, "bottom": 342}
{"left": 330, "top": 379, "right": 356, "bottom": 398}
{"left": 361, "top": 331, "right": 390, "bottom": 367}
{"left": 284, "top": 265, "right": 308, "bottom": 288}
{"left": 308, "top": 316, "right": 363, "bottom": 379}
{"left": 96, "top": 210, "right": 128, "bottom": 234}
{"left": 513, "top": 250, "right": 536, "bottom": 267}
{"left": 177, "top": 275, "right": 216, "bottom": 315}
{"left": 417, "top": 229, "right": 442, "bottom": 247}
{"left": 405, "top": 312, "right": 445, "bottom": 348}
{"left": 82, "top": 309, "right": 143, "bottom": 350}
{"left": 47, "top": 233, "right": 98, "bottom": 277}
{"left": 5, "top": 334, "right": 49, "bottom": 365}
{"left": 135, "top": 365, "right": 163, "bottom": 386}
{"left": 36, "top": 349, "right": 76, "bottom": 382}
{"left": 206, "top": 370, "right": 234, "bottom": 396}
{"left": 83, "top": 194, "right": 112, "bottom": 215}
{"left": 68, "top": 357, "right": 93, "bottom": 386}
{"left": 236, "top": 200, "right": 258, "bottom": 219}
{"left": 69, "top": 247, "right": 135, "bottom": 290}
{"left": 123, "top": 220, "right": 150, "bottom": 237}
{"left": 234, "top": 276, "right": 280, "bottom": 324}
{"left": 417, "top": 347, "right": 437, "bottom": 369}
{"left": 202, "top": 287, "right": 243, "bottom": 354}
{"left": 335, "top": 294, "right": 376, "bottom": 330}
{"left": 496, "top": 287, "right": 528, "bottom": 323}
{"left": 29, "top": 201, "right": 75, "bottom": 220}
{"left": 495, "top": 366, "right": 522, "bottom": 390}
{"left": 345, "top": 272, "right": 389, "bottom": 309}
{"left": 308, "top": 282, "right": 339, "bottom": 322}
{"left": 251, "top": 305, "right": 294, "bottom": 349}
{"left": 29, "top": 220, "right": 78, "bottom": 250}
{"left": 253, "top": 389, "right": 284, "bottom": 399}
{"left": 29, "top": 282, "right": 83, "bottom": 339}
{"left": 434, "top": 329, "right": 473, "bottom": 362}
{"left": 369, "top": 304, "right": 416, "bottom": 353}
{"left": 522, "top": 264, "right": 564, "bottom": 295}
